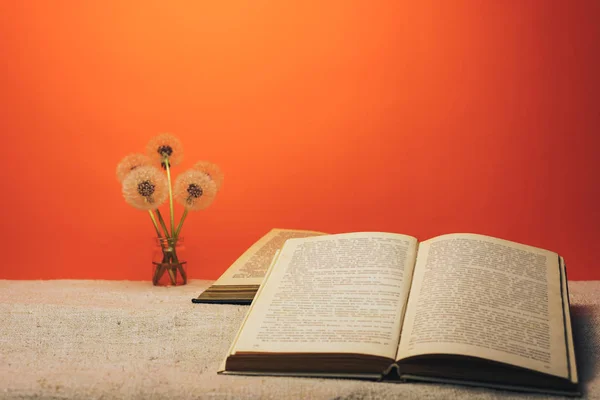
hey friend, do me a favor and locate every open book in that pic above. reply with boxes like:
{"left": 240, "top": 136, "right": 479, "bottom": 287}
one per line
{"left": 192, "top": 229, "right": 326, "bottom": 304}
{"left": 220, "top": 232, "right": 579, "bottom": 396}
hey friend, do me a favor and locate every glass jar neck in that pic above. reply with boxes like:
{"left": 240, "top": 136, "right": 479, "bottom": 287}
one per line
{"left": 155, "top": 237, "right": 183, "bottom": 246}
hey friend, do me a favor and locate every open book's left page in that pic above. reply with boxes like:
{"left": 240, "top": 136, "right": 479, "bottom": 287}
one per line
{"left": 193, "top": 228, "right": 325, "bottom": 303}
{"left": 230, "top": 232, "right": 418, "bottom": 360}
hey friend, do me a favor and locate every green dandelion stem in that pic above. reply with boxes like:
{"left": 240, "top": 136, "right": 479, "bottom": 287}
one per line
{"left": 166, "top": 238, "right": 178, "bottom": 285}
{"left": 167, "top": 264, "right": 177, "bottom": 285}
{"left": 148, "top": 210, "right": 163, "bottom": 238}
{"left": 164, "top": 157, "right": 175, "bottom": 236}
{"left": 155, "top": 209, "right": 170, "bottom": 238}
{"left": 170, "top": 241, "right": 187, "bottom": 284}
{"left": 175, "top": 208, "right": 189, "bottom": 238}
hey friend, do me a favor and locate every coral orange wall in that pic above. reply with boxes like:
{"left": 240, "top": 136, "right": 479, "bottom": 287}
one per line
{"left": 1, "top": 1, "right": 598, "bottom": 281}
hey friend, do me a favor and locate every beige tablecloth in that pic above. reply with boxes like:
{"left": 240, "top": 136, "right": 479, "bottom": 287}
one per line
{"left": 0, "top": 280, "right": 598, "bottom": 399}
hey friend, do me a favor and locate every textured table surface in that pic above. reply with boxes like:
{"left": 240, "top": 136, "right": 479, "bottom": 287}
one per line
{"left": 0, "top": 280, "right": 598, "bottom": 400}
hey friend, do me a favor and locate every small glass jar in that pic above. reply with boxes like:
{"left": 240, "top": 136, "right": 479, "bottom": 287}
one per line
{"left": 152, "top": 237, "right": 187, "bottom": 286}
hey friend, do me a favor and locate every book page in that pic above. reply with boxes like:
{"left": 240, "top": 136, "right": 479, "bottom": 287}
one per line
{"left": 214, "top": 228, "right": 326, "bottom": 286}
{"left": 233, "top": 232, "right": 418, "bottom": 359}
{"left": 559, "top": 256, "right": 578, "bottom": 383}
{"left": 397, "top": 233, "right": 569, "bottom": 379}
{"left": 219, "top": 249, "right": 282, "bottom": 372}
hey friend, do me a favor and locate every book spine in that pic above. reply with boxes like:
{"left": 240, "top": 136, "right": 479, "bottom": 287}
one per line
{"left": 382, "top": 363, "right": 401, "bottom": 381}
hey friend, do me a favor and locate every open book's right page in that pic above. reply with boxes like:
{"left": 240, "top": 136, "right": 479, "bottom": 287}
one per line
{"left": 396, "top": 233, "right": 570, "bottom": 379}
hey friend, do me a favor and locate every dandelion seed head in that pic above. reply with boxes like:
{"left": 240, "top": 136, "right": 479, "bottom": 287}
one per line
{"left": 193, "top": 161, "right": 224, "bottom": 190}
{"left": 122, "top": 166, "right": 169, "bottom": 210}
{"left": 137, "top": 180, "right": 155, "bottom": 197}
{"left": 157, "top": 145, "right": 173, "bottom": 157}
{"left": 174, "top": 170, "right": 217, "bottom": 211}
{"left": 187, "top": 183, "right": 203, "bottom": 198}
{"left": 116, "top": 153, "right": 152, "bottom": 183}
{"left": 146, "top": 133, "right": 183, "bottom": 167}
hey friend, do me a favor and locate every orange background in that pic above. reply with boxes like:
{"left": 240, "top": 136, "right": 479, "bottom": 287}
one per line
{"left": 1, "top": 1, "right": 598, "bottom": 281}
